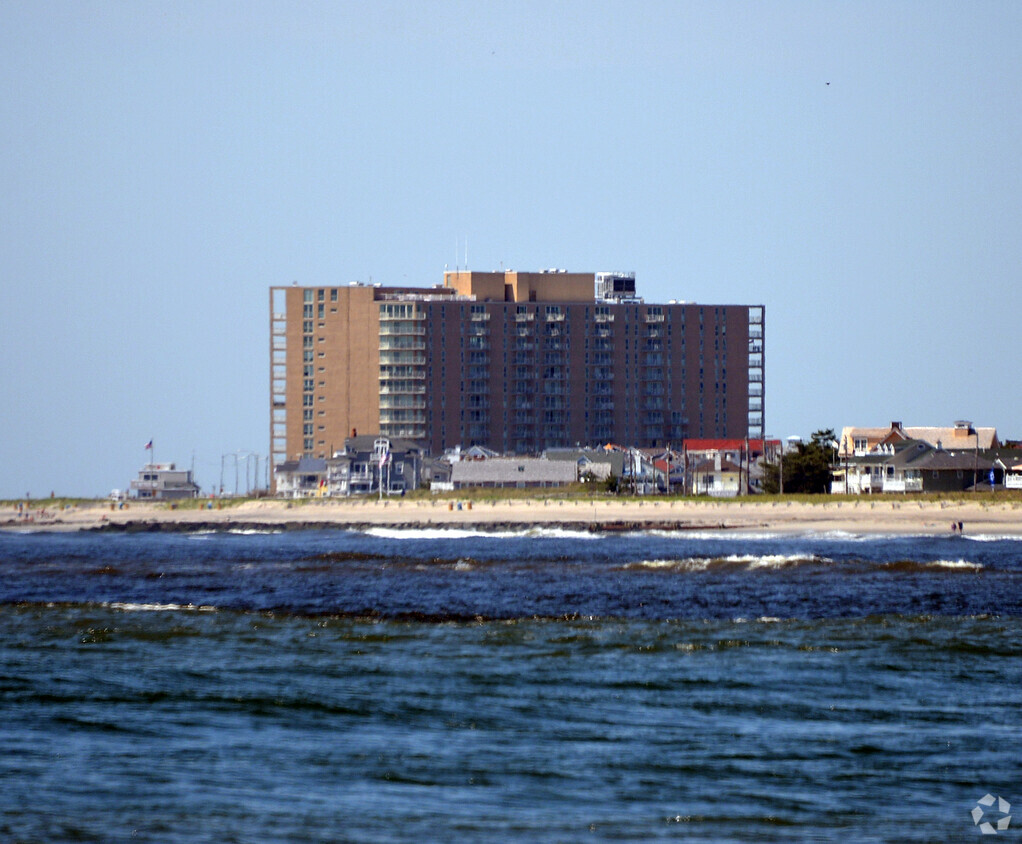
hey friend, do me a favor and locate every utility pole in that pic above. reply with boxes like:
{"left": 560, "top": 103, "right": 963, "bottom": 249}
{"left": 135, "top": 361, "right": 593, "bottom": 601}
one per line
{"left": 779, "top": 441, "right": 784, "bottom": 496}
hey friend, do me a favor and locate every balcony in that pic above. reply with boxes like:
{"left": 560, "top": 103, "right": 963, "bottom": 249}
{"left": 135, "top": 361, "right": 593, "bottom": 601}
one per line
{"left": 379, "top": 324, "right": 426, "bottom": 337}
{"left": 545, "top": 312, "right": 565, "bottom": 322}
{"left": 378, "top": 383, "right": 426, "bottom": 395}
{"left": 379, "top": 397, "right": 426, "bottom": 410}
{"left": 379, "top": 338, "right": 426, "bottom": 351}
{"left": 379, "top": 367, "right": 426, "bottom": 379}
{"left": 380, "top": 424, "right": 426, "bottom": 439}
{"left": 379, "top": 310, "right": 425, "bottom": 321}
{"left": 470, "top": 311, "right": 491, "bottom": 321}
{"left": 379, "top": 351, "right": 426, "bottom": 365}
{"left": 379, "top": 409, "right": 426, "bottom": 424}
{"left": 514, "top": 312, "right": 535, "bottom": 322}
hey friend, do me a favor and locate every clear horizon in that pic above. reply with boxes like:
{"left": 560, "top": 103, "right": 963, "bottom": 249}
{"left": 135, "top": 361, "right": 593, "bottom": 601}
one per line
{"left": 2, "top": 1, "right": 1020, "bottom": 497}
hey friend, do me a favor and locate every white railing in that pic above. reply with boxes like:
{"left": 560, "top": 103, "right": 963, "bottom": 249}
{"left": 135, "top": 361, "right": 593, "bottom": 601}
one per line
{"left": 882, "top": 477, "right": 923, "bottom": 492}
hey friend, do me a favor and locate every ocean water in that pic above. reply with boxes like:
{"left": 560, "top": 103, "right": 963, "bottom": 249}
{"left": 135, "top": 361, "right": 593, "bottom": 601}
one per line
{"left": 1, "top": 527, "right": 1020, "bottom": 842}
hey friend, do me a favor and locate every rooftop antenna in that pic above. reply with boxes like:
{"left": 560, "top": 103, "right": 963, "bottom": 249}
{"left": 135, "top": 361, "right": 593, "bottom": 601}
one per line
{"left": 465, "top": 237, "right": 468, "bottom": 270}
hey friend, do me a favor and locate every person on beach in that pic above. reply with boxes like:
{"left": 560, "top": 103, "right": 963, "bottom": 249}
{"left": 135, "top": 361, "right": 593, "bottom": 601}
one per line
{"left": 958, "top": 521, "right": 964, "bottom": 534}
{"left": 951, "top": 521, "right": 957, "bottom": 534}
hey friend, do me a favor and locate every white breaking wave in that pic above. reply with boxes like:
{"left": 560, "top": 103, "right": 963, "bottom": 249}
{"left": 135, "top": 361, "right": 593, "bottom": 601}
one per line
{"left": 924, "top": 559, "right": 983, "bottom": 571}
{"left": 732, "top": 616, "right": 786, "bottom": 624}
{"left": 961, "top": 534, "right": 1022, "bottom": 543}
{"left": 227, "top": 528, "right": 283, "bottom": 536}
{"left": 102, "top": 602, "right": 219, "bottom": 613}
{"left": 624, "top": 553, "right": 830, "bottom": 572}
{"left": 359, "top": 526, "right": 599, "bottom": 541}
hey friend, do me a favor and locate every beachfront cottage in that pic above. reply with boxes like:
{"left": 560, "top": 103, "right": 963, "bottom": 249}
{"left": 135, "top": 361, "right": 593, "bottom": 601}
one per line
{"left": 341, "top": 435, "right": 425, "bottom": 495}
{"left": 831, "top": 439, "right": 996, "bottom": 494}
{"left": 837, "top": 421, "right": 999, "bottom": 458}
{"left": 450, "top": 457, "right": 577, "bottom": 489}
{"left": 276, "top": 436, "right": 426, "bottom": 498}
{"left": 274, "top": 457, "right": 328, "bottom": 498}
{"left": 681, "top": 438, "right": 782, "bottom": 495}
{"left": 544, "top": 448, "right": 626, "bottom": 483}
{"left": 686, "top": 455, "right": 743, "bottom": 498}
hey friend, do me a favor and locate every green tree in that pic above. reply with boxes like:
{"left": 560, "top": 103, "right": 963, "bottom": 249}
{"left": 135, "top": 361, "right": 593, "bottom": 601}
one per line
{"left": 761, "top": 432, "right": 836, "bottom": 494}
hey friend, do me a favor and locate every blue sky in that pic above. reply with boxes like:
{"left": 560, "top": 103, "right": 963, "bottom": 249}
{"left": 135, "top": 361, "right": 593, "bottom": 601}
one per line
{"left": 2, "top": 1, "right": 1020, "bottom": 497}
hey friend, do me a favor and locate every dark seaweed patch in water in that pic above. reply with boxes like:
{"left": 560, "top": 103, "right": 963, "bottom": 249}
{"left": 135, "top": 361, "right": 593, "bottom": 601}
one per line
{"left": 309, "top": 550, "right": 389, "bottom": 562}
{"left": 83, "top": 565, "right": 121, "bottom": 576}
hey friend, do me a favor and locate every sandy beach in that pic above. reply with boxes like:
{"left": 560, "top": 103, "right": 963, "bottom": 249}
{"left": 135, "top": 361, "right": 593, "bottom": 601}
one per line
{"left": 6, "top": 496, "right": 1022, "bottom": 535}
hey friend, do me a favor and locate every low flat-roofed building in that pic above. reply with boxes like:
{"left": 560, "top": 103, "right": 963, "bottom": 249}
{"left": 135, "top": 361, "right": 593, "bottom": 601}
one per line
{"left": 450, "top": 457, "right": 577, "bottom": 489}
{"left": 130, "top": 463, "right": 201, "bottom": 500}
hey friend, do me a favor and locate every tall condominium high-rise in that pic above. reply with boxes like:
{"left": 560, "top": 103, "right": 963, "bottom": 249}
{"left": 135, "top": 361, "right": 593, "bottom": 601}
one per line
{"left": 270, "top": 270, "right": 764, "bottom": 466}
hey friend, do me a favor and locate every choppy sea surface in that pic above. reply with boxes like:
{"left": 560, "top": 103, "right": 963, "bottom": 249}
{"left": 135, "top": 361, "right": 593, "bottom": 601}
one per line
{"left": 1, "top": 526, "right": 1020, "bottom": 842}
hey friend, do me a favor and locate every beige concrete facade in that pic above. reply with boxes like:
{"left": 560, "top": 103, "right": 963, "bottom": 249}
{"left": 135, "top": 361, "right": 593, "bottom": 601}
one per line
{"left": 276, "top": 284, "right": 383, "bottom": 462}
{"left": 271, "top": 271, "right": 764, "bottom": 468}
